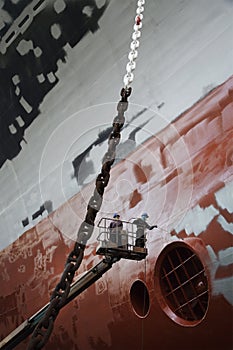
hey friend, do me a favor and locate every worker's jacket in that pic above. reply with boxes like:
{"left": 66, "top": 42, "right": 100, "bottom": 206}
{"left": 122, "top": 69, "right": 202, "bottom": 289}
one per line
{"left": 133, "top": 218, "right": 151, "bottom": 238}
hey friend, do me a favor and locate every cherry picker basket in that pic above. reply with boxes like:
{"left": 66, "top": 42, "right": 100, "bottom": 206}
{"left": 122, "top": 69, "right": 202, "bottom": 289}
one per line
{"left": 96, "top": 217, "right": 147, "bottom": 261}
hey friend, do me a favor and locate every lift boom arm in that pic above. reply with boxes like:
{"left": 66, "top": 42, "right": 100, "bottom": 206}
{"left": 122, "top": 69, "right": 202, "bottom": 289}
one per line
{"left": 0, "top": 256, "right": 120, "bottom": 350}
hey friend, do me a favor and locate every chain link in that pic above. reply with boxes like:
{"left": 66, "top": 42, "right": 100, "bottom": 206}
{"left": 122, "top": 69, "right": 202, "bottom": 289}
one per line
{"left": 123, "top": 0, "right": 145, "bottom": 89}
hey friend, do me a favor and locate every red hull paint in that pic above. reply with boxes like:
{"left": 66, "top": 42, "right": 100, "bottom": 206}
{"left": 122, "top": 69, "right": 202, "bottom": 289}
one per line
{"left": 0, "top": 76, "right": 233, "bottom": 349}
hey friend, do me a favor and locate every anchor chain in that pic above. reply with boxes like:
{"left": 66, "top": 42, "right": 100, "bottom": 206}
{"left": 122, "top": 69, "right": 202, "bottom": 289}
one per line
{"left": 27, "top": 87, "right": 131, "bottom": 350}
{"left": 27, "top": 0, "right": 146, "bottom": 347}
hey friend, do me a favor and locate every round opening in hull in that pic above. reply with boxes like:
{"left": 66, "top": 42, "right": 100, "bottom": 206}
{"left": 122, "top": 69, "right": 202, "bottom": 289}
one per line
{"left": 130, "top": 280, "right": 150, "bottom": 318}
{"left": 155, "top": 241, "right": 209, "bottom": 326}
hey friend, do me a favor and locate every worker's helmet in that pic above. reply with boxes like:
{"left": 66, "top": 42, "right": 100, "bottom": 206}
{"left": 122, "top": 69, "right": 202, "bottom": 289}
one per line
{"left": 141, "top": 212, "right": 149, "bottom": 219}
{"left": 113, "top": 213, "right": 120, "bottom": 218}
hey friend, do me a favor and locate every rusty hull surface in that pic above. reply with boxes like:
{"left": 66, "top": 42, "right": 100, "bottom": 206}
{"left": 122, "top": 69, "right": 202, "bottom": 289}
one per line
{"left": 0, "top": 76, "right": 233, "bottom": 349}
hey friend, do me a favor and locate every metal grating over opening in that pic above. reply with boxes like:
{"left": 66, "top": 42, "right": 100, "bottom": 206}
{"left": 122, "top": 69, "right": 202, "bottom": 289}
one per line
{"left": 159, "top": 245, "right": 209, "bottom": 322}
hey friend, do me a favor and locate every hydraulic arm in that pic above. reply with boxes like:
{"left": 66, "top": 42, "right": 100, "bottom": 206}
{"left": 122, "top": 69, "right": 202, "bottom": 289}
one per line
{"left": 0, "top": 256, "right": 119, "bottom": 350}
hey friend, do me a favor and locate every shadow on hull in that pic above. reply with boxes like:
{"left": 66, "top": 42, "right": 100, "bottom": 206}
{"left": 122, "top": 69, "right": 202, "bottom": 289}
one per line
{"left": 0, "top": 0, "right": 109, "bottom": 168}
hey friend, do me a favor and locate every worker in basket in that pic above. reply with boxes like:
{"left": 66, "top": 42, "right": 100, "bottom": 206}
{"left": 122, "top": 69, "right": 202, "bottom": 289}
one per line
{"left": 133, "top": 213, "right": 157, "bottom": 248}
{"left": 108, "top": 213, "right": 123, "bottom": 247}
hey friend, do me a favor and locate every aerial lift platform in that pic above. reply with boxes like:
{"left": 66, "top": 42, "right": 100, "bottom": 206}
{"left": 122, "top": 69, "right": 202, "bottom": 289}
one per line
{"left": 96, "top": 217, "right": 147, "bottom": 261}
